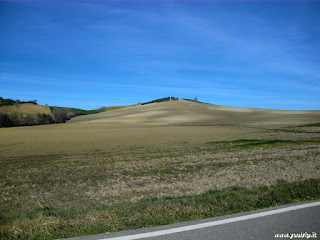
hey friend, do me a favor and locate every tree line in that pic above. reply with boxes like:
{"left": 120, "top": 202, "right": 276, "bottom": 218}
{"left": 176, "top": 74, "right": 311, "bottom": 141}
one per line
{"left": 0, "top": 112, "right": 54, "bottom": 127}
{"left": 0, "top": 97, "right": 38, "bottom": 106}
{"left": 141, "top": 96, "right": 178, "bottom": 105}
{"left": 0, "top": 108, "right": 84, "bottom": 127}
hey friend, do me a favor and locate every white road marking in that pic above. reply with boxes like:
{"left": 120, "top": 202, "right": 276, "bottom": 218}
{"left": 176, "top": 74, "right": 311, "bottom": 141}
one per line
{"left": 99, "top": 201, "right": 320, "bottom": 240}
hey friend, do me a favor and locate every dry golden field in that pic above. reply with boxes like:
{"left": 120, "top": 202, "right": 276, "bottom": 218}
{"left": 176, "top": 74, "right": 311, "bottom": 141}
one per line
{"left": 0, "top": 100, "right": 319, "bottom": 238}
{"left": 0, "top": 103, "right": 53, "bottom": 116}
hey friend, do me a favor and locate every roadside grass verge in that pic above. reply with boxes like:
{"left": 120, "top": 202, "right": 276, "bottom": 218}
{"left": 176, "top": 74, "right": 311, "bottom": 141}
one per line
{"left": 1, "top": 179, "right": 319, "bottom": 240}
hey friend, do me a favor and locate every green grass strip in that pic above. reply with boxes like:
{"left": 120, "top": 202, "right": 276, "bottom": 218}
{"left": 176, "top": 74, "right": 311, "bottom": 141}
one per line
{"left": 1, "top": 179, "right": 319, "bottom": 240}
{"left": 206, "top": 139, "right": 319, "bottom": 150}
{"left": 296, "top": 122, "right": 320, "bottom": 127}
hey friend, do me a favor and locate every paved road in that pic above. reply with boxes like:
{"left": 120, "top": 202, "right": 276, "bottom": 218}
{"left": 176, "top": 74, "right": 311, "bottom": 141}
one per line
{"left": 61, "top": 200, "right": 320, "bottom": 240}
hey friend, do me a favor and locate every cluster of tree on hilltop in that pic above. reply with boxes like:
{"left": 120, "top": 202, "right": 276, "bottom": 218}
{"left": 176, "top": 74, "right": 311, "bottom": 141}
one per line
{"left": 0, "top": 97, "right": 38, "bottom": 106}
{"left": 141, "top": 96, "right": 179, "bottom": 105}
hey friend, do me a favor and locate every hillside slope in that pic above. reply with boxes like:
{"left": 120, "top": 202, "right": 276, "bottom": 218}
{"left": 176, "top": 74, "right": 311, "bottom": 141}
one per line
{"left": 0, "top": 103, "right": 53, "bottom": 116}
{"left": 69, "top": 100, "right": 319, "bottom": 126}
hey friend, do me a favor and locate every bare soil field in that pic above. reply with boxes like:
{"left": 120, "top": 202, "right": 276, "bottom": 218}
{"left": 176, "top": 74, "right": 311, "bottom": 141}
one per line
{"left": 0, "top": 100, "right": 319, "bottom": 239}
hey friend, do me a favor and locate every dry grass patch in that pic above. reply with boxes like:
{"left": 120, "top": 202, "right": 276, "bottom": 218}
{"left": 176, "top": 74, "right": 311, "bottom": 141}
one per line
{"left": 0, "top": 103, "right": 53, "bottom": 116}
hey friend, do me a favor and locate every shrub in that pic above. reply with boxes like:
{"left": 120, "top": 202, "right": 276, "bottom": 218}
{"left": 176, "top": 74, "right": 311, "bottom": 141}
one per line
{"left": 52, "top": 108, "right": 67, "bottom": 123}
{"left": 0, "top": 112, "right": 14, "bottom": 127}
{"left": 0, "top": 97, "right": 15, "bottom": 106}
{"left": 66, "top": 112, "right": 75, "bottom": 119}
{"left": 36, "top": 113, "right": 54, "bottom": 125}
{"left": 10, "top": 112, "right": 22, "bottom": 126}
{"left": 23, "top": 114, "right": 35, "bottom": 126}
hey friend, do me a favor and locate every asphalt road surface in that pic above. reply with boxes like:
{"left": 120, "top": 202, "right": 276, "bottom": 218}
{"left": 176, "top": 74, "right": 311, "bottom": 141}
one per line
{"left": 61, "top": 200, "right": 320, "bottom": 240}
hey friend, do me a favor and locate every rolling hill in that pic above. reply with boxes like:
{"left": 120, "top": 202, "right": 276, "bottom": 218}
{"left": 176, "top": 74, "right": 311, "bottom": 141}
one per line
{"left": 69, "top": 99, "right": 319, "bottom": 126}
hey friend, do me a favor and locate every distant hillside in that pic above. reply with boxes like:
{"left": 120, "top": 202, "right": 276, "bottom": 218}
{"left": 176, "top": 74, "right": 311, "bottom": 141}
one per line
{"left": 0, "top": 103, "right": 55, "bottom": 127}
{"left": 69, "top": 99, "right": 320, "bottom": 126}
{"left": 0, "top": 103, "right": 53, "bottom": 116}
{"left": 0, "top": 99, "right": 139, "bottom": 127}
{"left": 2, "top": 97, "right": 319, "bottom": 128}
{"left": 50, "top": 105, "right": 133, "bottom": 115}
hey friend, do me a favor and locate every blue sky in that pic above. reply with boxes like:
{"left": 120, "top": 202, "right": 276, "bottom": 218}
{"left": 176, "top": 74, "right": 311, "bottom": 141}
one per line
{"left": 1, "top": 1, "right": 319, "bottom": 110}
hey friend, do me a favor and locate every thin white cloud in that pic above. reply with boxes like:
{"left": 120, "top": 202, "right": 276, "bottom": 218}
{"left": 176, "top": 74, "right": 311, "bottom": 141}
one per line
{"left": 0, "top": 72, "right": 265, "bottom": 99}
